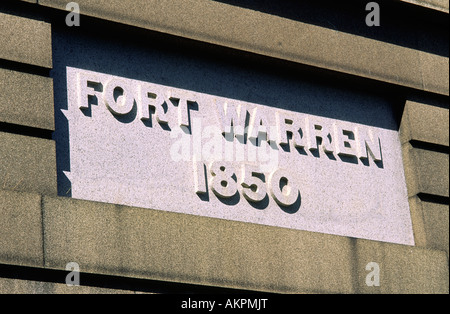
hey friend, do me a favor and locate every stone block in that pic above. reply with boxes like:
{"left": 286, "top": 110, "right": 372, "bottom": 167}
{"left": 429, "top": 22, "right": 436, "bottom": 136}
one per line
{"left": 0, "top": 68, "right": 54, "bottom": 130}
{"left": 60, "top": 67, "right": 413, "bottom": 246}
{"left": 42, "top": 195, "right": 355, "bottom": 293}
{"left": 0, "top": 12, "right": 52, "bottom": 68}
{"left": 38, "top": 0, "right": 447, "bottom": 95}
{"left": 419, "top": 51, "right": 449, "bottom": 96}
{"left": 400, "top": 100, "right": 449, "bottom": 147}
{"left": 421, "top": 199, "right": 449, "bottom": 254}
{"left": 0, "top": 132, "right": 57, "bottom": 195}
{"left": 408, "top": 196, "right": 449, "bottom": 255}
{"left": 0, "top": 190, "right": 43, "bottom": 267}
{"left": 355, "top": 239, "right": 449, "bottom": 294}
{"left": 400, "top": 0, "right": 449, "bottom": 13}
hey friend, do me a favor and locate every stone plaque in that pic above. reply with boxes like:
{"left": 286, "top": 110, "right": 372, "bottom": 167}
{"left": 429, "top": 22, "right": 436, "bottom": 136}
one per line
{"left": 62, "top": 67, "right": 414, "bottom": 245}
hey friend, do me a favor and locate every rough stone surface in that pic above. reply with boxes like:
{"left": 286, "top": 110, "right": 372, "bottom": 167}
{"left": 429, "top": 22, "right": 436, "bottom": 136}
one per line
{"left": 421, "top": 199, "right": 449, "bottom": 254}
{"left": 419, "top": 51, "right": 450, "bottom": 96}
{"left": 402, "top": 143, "right": 449, "bottom": 197}
{"left": 39, "top": 0, "right": 448, "bottom": 95}
{"left": 0, "top": 68, "right": 55, "bottom": 130}
{"left": 413, "top": 149, "right": 449, "bottom": 197}
{"left": 400, "top": 0, "right": 449, "bottom": 13}
{"left": 356, "top": 239, "right": 449, "bottom": 294}
{"left": 41, "top": 195, "right": 449, "bottom": 293}
{"left": 0, "top": 132, "right": 57, "bottom": 196}
{"left": 0, "top": 277, "right": 134, "bottom": 294}
{"left": 0, "top": 190, "right": 43, "bottom": 267}
{"left": 42, "top": 195, "right": 355, "bottom": 293}
{"left": 406, "top": 196, "right": 449, "bottom": 255}
{"left": 0, "top": 12, "right": 52, "bottom": 68}
{"left": 400, "top": 100, "right": 449, "bottom": 146}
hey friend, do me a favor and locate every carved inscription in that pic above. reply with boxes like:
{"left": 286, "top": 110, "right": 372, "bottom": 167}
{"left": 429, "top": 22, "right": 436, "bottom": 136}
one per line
{"left": 76, "top": 71, "right": 383, "bottom": 165}
{"left": 63, "top": 67, "right": 414, "bottom": 245}
{"left": 75, "top": 69, "right": 383, "bottom": 209}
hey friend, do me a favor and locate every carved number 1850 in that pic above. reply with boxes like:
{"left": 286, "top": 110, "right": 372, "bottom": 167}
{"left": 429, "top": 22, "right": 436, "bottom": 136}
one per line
{"left": 193, "top": 160, "right": 299, "bottom": 207}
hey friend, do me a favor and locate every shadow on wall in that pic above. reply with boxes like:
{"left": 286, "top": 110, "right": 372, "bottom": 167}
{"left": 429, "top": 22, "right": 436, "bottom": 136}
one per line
{"left": 212, "top": 0, "right": 449, "bottom": 57}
